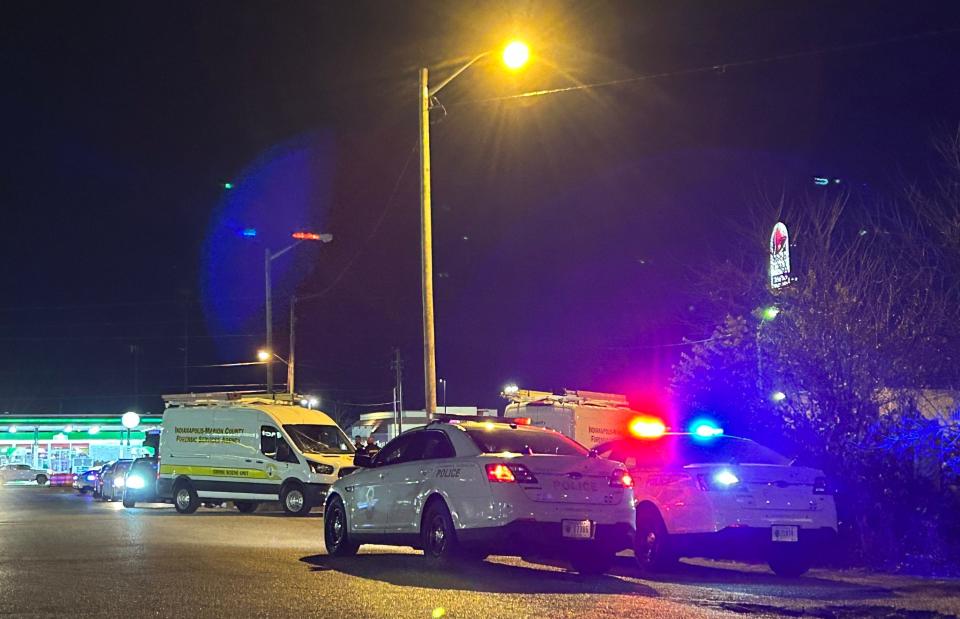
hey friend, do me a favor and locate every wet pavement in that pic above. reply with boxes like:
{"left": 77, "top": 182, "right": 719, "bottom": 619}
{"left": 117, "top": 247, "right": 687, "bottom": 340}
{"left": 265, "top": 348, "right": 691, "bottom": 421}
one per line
{"left": 1, "top": 485, "right": 957, "bottom": 618}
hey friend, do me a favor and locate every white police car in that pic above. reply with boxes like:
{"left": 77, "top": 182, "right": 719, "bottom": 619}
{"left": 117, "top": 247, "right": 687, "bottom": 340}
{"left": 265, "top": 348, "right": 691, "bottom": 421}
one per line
{"left": 323, "top": 418, "right": 636, "bottom": 574}
{"left": 594, "top": 422, "right": 838, "bottom": 577}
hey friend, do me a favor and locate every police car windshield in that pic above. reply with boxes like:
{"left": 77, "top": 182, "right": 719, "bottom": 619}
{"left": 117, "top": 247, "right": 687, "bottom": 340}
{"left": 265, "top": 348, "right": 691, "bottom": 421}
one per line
{"left": 284, "top": 424, "right": 355, "bottom": 455}
{"left": 465, "top": 427, "right": 588, "bottom": 456}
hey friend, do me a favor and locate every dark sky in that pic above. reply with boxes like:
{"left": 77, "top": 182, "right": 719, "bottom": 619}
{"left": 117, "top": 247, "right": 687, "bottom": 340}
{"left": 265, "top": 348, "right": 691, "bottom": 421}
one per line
{"left": 2, "top": 1, "right": 959, "bottom": 418}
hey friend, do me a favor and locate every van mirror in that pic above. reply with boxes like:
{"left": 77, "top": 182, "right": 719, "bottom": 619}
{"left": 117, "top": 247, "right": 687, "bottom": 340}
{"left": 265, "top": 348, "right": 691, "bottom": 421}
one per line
{"left": 353, "top": 452, "right": 375, "bottom": 468}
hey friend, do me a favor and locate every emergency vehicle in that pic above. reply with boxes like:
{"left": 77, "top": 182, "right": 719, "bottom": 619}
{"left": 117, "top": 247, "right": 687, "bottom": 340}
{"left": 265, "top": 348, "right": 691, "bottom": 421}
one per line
{"left": 594, "top": 420, "right": 838, "bottom": 577}
{"left": 157, "top": 392, "right": 356, "bottom": 515}
{"left": 503, "top": 388, "right": 639, "bottom": 448}
{"left": 323, "top": 418, "right": 636, "bottom": 574}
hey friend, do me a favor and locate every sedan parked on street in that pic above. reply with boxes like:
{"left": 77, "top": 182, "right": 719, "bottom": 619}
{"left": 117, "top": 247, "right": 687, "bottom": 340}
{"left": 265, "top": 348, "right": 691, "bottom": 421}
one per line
{"left": 98, "top": 459, "right": 133, "bottom": 501}
{"left": 122, "top": 457, "right": 158, "bottom": 508}
{"left": 74, "top": 467, "right": 101, "bottom": 494}
{"left": 324, "top": 419, "right": 636, "bottom": 574}
{"left": 594, "top": 428, "right": 838, "bottom": 577}
{"left": 0, "top": 463, "right": 51, "bottom": 485}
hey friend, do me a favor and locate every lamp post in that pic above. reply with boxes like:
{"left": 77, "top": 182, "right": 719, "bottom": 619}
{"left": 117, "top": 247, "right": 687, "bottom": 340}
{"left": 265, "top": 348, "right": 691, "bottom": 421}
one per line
{"left": 121, "top": 411, "right": 140, "bottom": 459}
{"left": 419, "top": 40, "right": 529, "bottom": 419}
{"left": 263, "top": 232, "right": 332, "bottom": 395}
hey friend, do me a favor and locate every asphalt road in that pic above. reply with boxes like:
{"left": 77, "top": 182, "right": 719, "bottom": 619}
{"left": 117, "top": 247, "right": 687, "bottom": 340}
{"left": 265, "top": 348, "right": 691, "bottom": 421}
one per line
{"left": 1, "top": 485, "right": 958, "bottom": 619}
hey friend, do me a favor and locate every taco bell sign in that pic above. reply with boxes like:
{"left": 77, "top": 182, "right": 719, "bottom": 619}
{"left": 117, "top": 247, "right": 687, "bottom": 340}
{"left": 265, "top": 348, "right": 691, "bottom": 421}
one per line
{"left": 769, "top": 222, "right": 791, "bottom": 289}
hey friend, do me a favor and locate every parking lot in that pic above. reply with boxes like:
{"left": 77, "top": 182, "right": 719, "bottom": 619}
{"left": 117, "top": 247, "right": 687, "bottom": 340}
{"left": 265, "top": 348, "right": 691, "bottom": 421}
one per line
{"left": 0, "top": 485, "right": 957, "bottom": 618}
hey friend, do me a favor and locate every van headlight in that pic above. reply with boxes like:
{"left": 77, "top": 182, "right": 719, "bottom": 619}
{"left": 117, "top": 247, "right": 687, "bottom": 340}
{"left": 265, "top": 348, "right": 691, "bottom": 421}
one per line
{"left": 114, "top": 477, "right": 125, "bottom": 488}
{"left": 308, "top": 461, "right": 335, "bottom": 475}
{"left": 127, "top": 476, "right": 145, "bottom": 489}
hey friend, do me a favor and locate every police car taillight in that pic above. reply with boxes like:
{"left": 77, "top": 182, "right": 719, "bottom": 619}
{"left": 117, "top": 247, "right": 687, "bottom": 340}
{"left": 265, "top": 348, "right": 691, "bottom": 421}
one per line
{"left": 485, "top": 463, "right": 538, "bottom": 484}
{"left": 609, "top": 469, "right": 633, "bottom": 488}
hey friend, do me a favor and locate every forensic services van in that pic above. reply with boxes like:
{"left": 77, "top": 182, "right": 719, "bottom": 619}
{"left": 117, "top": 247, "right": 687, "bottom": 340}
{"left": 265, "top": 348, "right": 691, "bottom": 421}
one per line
{"left": 503, "top": 388, "right": 639, "bottom": 448}
{"left": 157, "top": 392, "right": 356, "bottom": 516}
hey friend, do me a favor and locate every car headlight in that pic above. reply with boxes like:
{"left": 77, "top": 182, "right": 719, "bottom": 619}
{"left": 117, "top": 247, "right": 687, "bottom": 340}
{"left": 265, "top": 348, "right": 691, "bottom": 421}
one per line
{"left": 126, "top": 476, "right": 145, "bottom": 489}
{"left": 114, "top": 477, "right": 125, "bottom": 488}
{"left": 308, "top": 461, "right": 335, "bottom": 475}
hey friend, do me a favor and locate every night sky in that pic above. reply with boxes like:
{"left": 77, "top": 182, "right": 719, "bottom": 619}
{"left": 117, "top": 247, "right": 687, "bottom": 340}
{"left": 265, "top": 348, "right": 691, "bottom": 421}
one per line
{"left": 2, "top": 1, "right": 959, "bottom": 419}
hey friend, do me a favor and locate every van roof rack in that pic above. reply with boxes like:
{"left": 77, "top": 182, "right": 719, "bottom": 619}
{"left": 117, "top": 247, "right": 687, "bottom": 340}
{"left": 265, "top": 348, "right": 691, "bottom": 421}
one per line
{"left": 162, "top": 391, "right": 305, "bottom": 408}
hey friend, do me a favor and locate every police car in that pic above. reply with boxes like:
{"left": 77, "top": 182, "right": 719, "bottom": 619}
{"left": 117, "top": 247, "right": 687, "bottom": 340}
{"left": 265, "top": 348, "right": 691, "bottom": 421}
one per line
{"left": 593, "top": 420, "right": 838, "bottom": 577}
{"left": 323, "top": 418, "right": 636, "bottom": 574}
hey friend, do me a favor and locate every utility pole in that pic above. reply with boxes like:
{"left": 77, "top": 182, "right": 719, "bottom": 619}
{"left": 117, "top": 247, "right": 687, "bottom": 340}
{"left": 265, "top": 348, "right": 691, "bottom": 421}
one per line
{"left": 287, "top": 295, "right": 297, "bottom": 395}
{"left": 265, "top": 248, "right": 273, "bottom": 395}
{"left": 392, "top": 348, "right": 404, "bottom": 435}
{"left": 130, "top": 344, "right": 140, "bottom": 411}
{"left": 419, "top": 67, "right": 437, "bottom": 420}
{"left": 182, "top": 292, "right": 190, "bottom": 391}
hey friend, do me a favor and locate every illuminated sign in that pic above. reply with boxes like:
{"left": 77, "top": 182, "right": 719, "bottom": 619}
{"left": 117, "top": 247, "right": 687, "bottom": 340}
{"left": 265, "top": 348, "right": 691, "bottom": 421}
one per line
{"left": 769, "top": 222, "right": 791, "bottom": 290}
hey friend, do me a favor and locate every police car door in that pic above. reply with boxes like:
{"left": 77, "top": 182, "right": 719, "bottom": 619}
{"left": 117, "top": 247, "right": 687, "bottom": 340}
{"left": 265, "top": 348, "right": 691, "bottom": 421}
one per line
{"left": 386, "top": 430, "right": 456, "bottom": 534}
{"left": 368, "top": 433, "right": 428, "bottom": 533}
{"left": 348, "top": 433, "right": 416, "bottom": 534}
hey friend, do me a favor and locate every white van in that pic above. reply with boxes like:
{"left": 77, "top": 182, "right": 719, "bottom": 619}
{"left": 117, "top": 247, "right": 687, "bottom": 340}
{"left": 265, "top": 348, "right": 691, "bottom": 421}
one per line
{"left": 157, "top": 393, "right": 356, "bottom": 515}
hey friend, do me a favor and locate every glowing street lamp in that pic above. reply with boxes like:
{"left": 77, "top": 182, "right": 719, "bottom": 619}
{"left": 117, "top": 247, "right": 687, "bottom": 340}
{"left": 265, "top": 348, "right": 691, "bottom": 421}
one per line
{"left": 419, "top": 40, "right": 531, "bottom": 418}
{"left": 771, "top": 391, "right": 787, "bottom": 403}
{"left": 502, "top": 41, "right": 530, "bottom": 70}
{"left": 257, "top": 349, "right": 272, "bottom": 363}
{"left": 260, "top": 232, "right": 332, "bottom": 395}
{"left": 121, "top": 411, "right": 140, "bottom": 458}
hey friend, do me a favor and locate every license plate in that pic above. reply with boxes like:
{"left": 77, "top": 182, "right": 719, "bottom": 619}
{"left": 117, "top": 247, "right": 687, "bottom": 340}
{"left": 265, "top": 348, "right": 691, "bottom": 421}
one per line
{"left": 562, "top": 519, "right": 594, "bottom": 539}
{"left": 771, "top": 525, "right": 799, "bottom": 542}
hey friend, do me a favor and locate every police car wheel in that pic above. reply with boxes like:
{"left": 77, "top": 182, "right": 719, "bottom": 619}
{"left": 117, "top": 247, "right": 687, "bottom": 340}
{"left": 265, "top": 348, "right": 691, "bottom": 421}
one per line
{"left": 324, "top": 497, "right": 359, "bottom": 556}
{"left": 570, "top": 551, "right": 615, "bottom": 575}
{"left": 235, "top": 501, "right": 258, "bottom": 514}
{"left": 36, "top": 475, "right": 48, "bottom": 486}
{"left": 768, "top": 548, "right": 811, "bottom": 577}
{"left": 635, "top": 510, "right": 676, "bottom": 571}
{"left": 422, "top": 501, "right": 459, "bottom": 566}
{"left": 173, "top": 482, "right": 199, "bottom": 514}
{"left": 122, "top": 494, "right": 136, "bottom": 508}
{"left": 281, "top": 483, "right": 313, "bottom": 516}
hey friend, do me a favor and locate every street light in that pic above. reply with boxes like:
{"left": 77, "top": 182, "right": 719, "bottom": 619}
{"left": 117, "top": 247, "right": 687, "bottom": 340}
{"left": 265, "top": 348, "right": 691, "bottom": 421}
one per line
{"left": 262, "top": 231, "right": 332, "bottom": 395}
{"left": 419, "top": 40, "right": 531, "bottom": 418}
{"left": 257, "top": 349, "right": 272, "bottom": 362}
{"left": 122, "top": 411, "right": 140, "bottom": 459}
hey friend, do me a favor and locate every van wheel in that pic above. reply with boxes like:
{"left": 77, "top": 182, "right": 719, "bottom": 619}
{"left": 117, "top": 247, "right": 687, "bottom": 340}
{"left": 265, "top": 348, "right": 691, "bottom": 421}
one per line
{"left": 122, "top": 495, "right": 136, "bottom": 508}
{"left": 422, "top": 500, "right": 460, "bottom": 567}
{"left": 635, "top": 508, "right": 677, "bottom": 571}
{"left": 324, "top": 496, "right": 359, "bottom": 556}
{"left": 173, "top": 481, "right": 199, "bottom": 514}
{"left": 235, "top": 501, "right": 258, "bottom": 514}
{"left": 36, "top": 474, "right": 48, "bottom": 486}
{"left": 281, "top": 483, "right": 313, "bottom": 516}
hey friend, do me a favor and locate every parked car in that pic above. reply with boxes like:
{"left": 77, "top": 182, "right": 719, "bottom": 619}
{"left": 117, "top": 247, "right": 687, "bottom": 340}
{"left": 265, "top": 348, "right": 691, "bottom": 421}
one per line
{"left": 98, "top": 459, "right": 133, "bottom": 501}
{"left": 324, "top": 418, "right": 636, "bottom": 574}
{"left": 122, "top": 457, "right": 158, "bottom": 508}
{"left": 74, "top": 467, "right": 101, "bottom": 494}
{"left": 593, "top": 429, "right": 838, "bottom": 577}
{"left": 0, "top": 463, "right": 51, "bottom": 485}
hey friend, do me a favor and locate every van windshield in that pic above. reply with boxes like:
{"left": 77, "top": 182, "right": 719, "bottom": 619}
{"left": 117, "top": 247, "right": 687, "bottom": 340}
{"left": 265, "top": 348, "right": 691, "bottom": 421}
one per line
{"left": 284, "top": 424, "right": 355, "bottom": 455}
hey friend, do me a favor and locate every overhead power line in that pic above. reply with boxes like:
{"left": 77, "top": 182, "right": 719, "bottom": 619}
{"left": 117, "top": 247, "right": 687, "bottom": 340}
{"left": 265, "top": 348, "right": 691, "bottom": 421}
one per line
{"left": 456, "top": 27, "right": 960, "bottom": 107}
